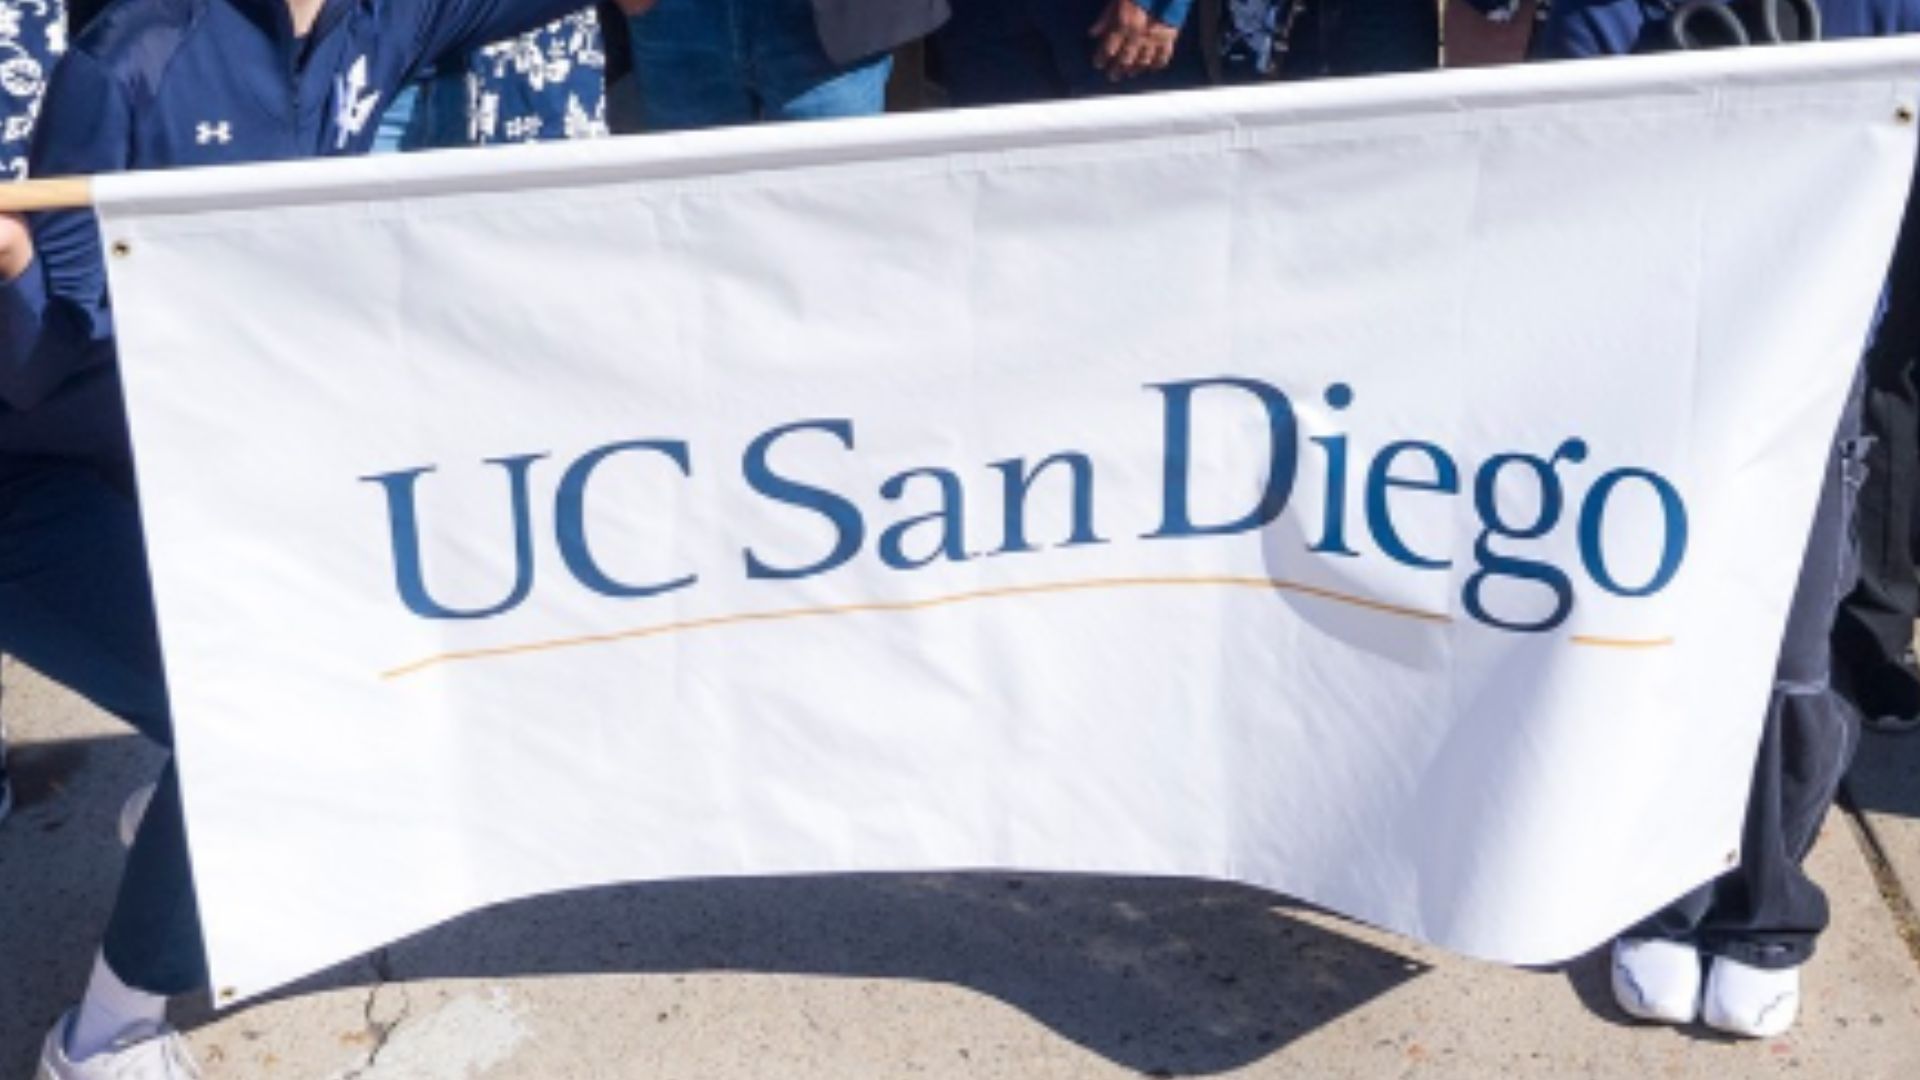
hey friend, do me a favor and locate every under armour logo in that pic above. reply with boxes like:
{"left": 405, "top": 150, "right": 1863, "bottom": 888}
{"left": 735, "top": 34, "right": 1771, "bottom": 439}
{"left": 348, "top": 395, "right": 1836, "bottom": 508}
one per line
{"left": 196, "top": 121, "right": 232, "bottom": 146}
{"left": 333, "top": 57, "right": 382, "bottom": 150}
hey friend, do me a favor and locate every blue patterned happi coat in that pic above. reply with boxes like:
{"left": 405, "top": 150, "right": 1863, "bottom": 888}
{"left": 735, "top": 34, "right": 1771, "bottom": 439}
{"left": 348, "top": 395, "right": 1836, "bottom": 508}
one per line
{"left": 450, "top": 6, "right": 607, "bottom": 145}
{"left": 0, "top": 0, "right": 64, "bottom": 178}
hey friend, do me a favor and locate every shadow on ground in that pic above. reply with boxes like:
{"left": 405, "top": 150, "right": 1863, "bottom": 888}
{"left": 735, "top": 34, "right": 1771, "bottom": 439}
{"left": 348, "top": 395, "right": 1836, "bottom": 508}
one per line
{"left": 220, "top": 876, "right": 1428, "bottom": 1077}
{"left": 2, "top": 736, "right": 1430, "bottom": 1079}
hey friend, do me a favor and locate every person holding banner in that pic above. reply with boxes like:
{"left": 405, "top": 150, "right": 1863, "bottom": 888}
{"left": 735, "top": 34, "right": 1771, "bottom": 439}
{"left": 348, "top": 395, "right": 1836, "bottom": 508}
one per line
{"left": 0, "top": 0, "right": 113, "bottom": 829}
{"left": 0, "top": 0, "right": 67, "bottom": 828}
{"left": 1534, "top": 0, "right": 1920, "bottom": 1039}
{"left": 0, "top": 0, "right": 152, "bottom": 841}
{"left": 0, "top": 0, "right": 661, "bottom": 1076}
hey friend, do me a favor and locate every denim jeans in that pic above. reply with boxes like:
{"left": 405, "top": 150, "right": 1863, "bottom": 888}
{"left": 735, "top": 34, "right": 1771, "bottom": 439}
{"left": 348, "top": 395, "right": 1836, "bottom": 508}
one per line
{"left": 376, "top": 65, "right": 556, "bottom": 153}
{"left": 407, "top": 67, "right": 478, "bottom": 149}
{"left": 1631, "top": 375, "right": 1869, "bottom": 969}
{"left": 0, "top": 463, "right": 204, "bottom": 993}
{"left": 370, "top": 82, "right": 422, "bottom": 154}
{"left": 371, "top": 77, "right": 466, "bottom": 154}
{"left": 931, "top": 0, "right": 1207, "bottom": 108}
{"left": 628, "top": 0, "right": 893, "bottom": 132}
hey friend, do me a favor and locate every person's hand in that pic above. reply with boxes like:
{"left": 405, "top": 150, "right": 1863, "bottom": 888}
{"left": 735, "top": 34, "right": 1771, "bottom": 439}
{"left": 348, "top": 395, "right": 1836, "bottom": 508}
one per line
{"left": 0, "top": 212, "right": 31, "bottom": 283}
{"left": 1089, "top": 0, "right": 1179, "bottom": 82}
{"left": 613, "top": 0, "right": 659, "bottom": 14}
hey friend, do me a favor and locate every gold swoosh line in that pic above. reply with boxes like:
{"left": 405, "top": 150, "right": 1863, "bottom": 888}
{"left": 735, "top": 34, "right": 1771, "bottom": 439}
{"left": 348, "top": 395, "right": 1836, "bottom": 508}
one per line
{"left": 379, "top": 574, "right": 1453, "bottom": 680}
{"left": 378, "top": 575, "right": 1676, "bottom": 680}
{"left": 1570, "top": 634, "right": 1677, "bottom": 649}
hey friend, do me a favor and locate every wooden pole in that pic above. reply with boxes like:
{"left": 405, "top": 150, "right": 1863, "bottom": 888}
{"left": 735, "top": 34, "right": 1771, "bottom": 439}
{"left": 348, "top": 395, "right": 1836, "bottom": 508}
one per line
{"left": 0, "top": 177, "right": 95, "bottom": 212}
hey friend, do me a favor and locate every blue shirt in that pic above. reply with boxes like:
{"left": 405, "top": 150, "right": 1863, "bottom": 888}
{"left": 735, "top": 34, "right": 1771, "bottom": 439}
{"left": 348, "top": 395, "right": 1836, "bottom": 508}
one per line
{"left": 1143, "top": 0, "right": 1194, "bottom": 27}
{"left": 0, "top": 0, "right": 589, "bottom": 471}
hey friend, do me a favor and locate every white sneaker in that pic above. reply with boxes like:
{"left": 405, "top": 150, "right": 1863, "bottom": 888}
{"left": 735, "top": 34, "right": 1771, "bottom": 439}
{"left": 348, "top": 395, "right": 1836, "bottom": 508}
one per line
{"left": 1610, "top": 938, "right": 1703, "bottom": 1024}
{"left": 36, "top": 1010, "right": 201, "bottom": 1079}
{"left": 118, "top": 783, "right": 156, "bottom": 849}
{"left": 1702, "top": 955, "right": 1801, "bottom": 1038}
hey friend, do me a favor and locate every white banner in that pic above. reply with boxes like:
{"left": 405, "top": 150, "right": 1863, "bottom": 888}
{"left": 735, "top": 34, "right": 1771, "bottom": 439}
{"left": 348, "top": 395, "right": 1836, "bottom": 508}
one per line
{"left": 99, "top": 41, "right": 1919, "bottom": 1000}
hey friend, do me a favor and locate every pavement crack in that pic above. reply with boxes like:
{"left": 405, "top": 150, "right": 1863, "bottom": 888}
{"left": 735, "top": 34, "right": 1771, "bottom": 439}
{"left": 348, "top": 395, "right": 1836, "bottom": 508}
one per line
{"left": 1839, "top": 783, "right": 1920, "bottom": 971}
{"left": 337, "top": 949, "right": 411, "bottom": 1079}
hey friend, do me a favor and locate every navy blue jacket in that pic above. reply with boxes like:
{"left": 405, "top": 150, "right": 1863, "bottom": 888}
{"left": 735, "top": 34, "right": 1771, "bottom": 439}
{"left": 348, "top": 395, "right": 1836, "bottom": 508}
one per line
{"left": 1536, "top": 0, "right": 1920, "bottom": 57}
{"left": 0, "top": 0, "right": 586, "bottom": 474}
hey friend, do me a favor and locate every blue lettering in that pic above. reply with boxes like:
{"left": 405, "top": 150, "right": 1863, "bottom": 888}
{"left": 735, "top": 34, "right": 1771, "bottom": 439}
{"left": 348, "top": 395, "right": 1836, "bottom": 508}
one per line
{"left": 1365, "top": 440, "right": 1459, "bottom": 570}
{"left": 879, "top": 467, "right": 969, "bottom": 570}
{"left": 1145, "top": 377, "right": 1299, "bottom": 540}
{"left": 742, "top": 419, "right": 865, "bottom": 581}
{"left": 1309, "top": 383, "right": 1359, "bottom": 558}
{"left": 555, "top": 440, "right": 698, "bottom": 599}
{"left": 361, "top": 454, "right": 545, "bottom": 620}
{"left": 1464, "top": 439, "right": 1588, "bottom": 633}
{"left": 1579, "top": 467, "right": 1689, "bottom": 597}
{"left": 990, "top": 452, "right": 1104, "bottom": 555}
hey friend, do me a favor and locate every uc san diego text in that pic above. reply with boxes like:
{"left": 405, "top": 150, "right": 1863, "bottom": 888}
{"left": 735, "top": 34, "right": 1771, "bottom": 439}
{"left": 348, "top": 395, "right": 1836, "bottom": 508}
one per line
{"left": 362, "top": 376, "right": 1689, "bottom": 635}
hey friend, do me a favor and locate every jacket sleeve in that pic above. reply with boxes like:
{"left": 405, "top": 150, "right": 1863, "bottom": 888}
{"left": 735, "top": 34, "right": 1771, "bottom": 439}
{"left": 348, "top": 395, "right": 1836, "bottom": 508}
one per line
{"left": 0, "top": 47, "right": 130, "bottom": 412}
{"left": 1137, "top": 0, "right": 1195, "bottom": 29}
{"left": 1533, "top": 0, "right": 1656, "bottom": 58}
{"left": 410, "top": 0, "right": 601, "bottom": 67}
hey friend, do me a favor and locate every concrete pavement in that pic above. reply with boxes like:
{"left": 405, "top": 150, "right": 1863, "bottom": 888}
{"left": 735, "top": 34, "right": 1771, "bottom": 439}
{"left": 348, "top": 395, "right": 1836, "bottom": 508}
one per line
{"left": 5, "top": 656, "right": 1920, "bottom": 1079}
